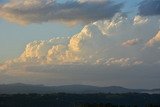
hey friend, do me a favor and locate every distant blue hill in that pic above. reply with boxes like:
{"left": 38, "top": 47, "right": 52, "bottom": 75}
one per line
{"left": 0, "top": 83, "right": 159, "bottom": 94}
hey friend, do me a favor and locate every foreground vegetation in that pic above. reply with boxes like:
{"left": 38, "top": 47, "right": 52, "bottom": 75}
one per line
{"left": 0, "top": 93, "right": 159, "bottom": 107}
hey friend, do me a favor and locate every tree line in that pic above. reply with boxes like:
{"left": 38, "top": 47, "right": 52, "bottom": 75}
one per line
{"left": 0, "top": 93, "right": 159, "bottom": 107}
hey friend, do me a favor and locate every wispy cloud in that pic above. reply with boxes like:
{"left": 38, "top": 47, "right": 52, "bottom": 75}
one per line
{"left": 122, "top": 38, "right": 139, "bottom": 47}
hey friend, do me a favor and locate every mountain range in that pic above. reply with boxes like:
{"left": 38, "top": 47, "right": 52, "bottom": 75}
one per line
{"left": 0, "top": 83, "right": 159, "bottom": 94}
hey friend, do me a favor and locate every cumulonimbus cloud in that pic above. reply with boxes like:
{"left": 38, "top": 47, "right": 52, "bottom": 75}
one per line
{"left": 0, "top": 13, "right": 160, "bottom": 72}
{"left": 138, "top": 0, "right": 160, "bottom": 16}
{"left": 0, "top": 13, "right": 160, "bottom": 88}
{"left": 0, "top": 0, "right": 123, "bottom": 25}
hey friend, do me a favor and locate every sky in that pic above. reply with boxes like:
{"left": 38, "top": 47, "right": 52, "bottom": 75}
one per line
{"left": 0, "top": 0, "right": 160, "bottom": 89}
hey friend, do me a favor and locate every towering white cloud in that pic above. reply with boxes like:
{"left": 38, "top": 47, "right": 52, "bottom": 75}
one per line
{"left": 0, "top": 14, "right": 159, "bottom": 69}
{"left": 20, "top": 37, "right": 70, "bottom": 63}
{"left": 0, "top": 13, "right": 160, "bottom": 88}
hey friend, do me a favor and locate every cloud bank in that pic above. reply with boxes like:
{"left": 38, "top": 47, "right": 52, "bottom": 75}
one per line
{"left": 2, "top": 14, "right": 159, "bottom": 66}
{"left": 0, "top": 0, "right": 123, "bottom": 25}
{"left": 0, "top": 13, "right": 160, "bottom": 88}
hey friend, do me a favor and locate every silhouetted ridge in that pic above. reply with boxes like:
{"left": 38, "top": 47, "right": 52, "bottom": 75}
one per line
{"left": 0, "top": 83, "right": 159, "bottom": 94}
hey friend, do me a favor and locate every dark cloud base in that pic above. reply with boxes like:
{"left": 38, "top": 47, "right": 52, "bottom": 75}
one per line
{"left": 138, "top": 0, "right": 160, "bottom": 16}
{"left": 0, "top": 0, "right": 124, "bottom": 24}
